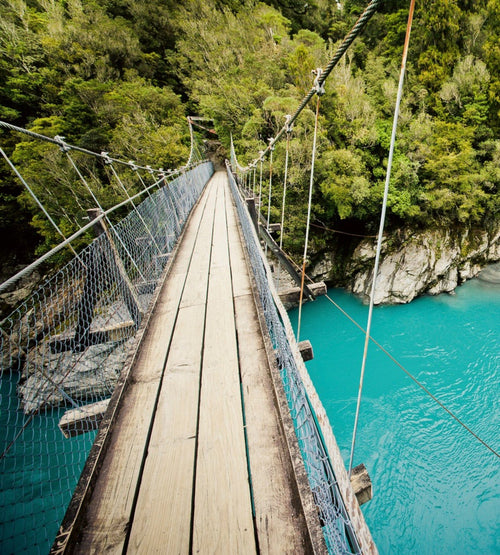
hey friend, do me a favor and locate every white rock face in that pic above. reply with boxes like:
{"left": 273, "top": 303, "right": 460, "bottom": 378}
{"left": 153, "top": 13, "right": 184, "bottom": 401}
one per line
{"left": 315, "top": 226, "right": 500, "bottom": 304}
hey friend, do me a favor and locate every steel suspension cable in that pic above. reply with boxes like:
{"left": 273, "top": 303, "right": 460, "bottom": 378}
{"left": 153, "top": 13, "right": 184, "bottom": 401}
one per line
{"left": 0, "top": 174, "right": 163, "bottom": 294}
{"left": 297, "top": 84, "right": 323, "bottom": 342}
{"left": 105, "top": 156, "right": 162, "bottom": 256}
{"left": 265, "top": 141, "right": 275, "bottom": 256}
{"left": 276, "top": 118, "right": 293, "bottom": 290}
{"left": 234, "top": 0, "right": 381, "bottom": 171}
{"left": 326, "top": 293, "right": 500, "bottom": 460}
{"left": 0, "top": 120, "right": 164, "bottom": 173}
{"left": 63, "top": 149, "right": 148, "bottom": 282}
{"left": 258, "top": 153, "right": 264, "bottom": 212}
{"left": 348, "top": 0, "right": 417, "bottom": 477}
{"left": 0, "top": 146, "right": 85, "bottom": 266}
{"left": 283, "top": 245, "right": 499, "bottom": 460}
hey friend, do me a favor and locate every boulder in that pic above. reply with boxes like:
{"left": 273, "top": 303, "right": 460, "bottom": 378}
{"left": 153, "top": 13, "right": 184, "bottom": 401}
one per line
{"left": 312, "top": 225, "right": 500, "bottom": 305}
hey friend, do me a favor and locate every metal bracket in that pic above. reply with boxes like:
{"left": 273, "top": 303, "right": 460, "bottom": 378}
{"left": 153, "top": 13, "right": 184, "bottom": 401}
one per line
{"left": 312, "top": 68, "right": 326, "bottom": 96}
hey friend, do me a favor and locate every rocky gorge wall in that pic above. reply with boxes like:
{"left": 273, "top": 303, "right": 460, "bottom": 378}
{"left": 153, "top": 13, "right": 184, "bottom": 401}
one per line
{"left": 311, "top": 225, "right": 500, "bottom": 305}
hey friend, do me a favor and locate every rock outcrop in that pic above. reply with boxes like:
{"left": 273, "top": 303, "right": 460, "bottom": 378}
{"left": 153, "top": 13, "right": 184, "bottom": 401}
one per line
{"left": 311, "top": 226, "right": 500, "bottom": 304}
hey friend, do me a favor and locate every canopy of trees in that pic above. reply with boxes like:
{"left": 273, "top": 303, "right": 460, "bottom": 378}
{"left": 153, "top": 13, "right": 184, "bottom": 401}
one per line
{"left": 0, "top": 0, "right": 498, "bottom": 270}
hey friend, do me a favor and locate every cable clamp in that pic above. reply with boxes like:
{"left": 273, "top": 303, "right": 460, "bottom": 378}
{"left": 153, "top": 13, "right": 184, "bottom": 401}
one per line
{"left": 312, "top": 68, "right": 326, "bottom": 96}
{"left": 101, "top": 151, "right": 112, "bottom": 165}
{"left": 268, "top": 137, "right": 275, "bottom": 151}
{"left": 54, "top": 135, "right": 71, "bottom": 153}
{"left": 285, "top": 115, "right": 293, "bottom": 134}
{"left": 128, "top": 160, "right": 138, "bottom": 171}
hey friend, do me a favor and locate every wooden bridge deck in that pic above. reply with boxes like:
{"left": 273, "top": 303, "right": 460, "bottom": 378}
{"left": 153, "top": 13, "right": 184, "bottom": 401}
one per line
{"left": 55, "top": 171, "right": 326, "bottom": 554}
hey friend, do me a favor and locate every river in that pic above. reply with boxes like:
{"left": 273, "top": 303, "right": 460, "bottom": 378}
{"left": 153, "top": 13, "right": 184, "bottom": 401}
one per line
{"left": 289, "top": 265, "right": 499, "bottom": 554}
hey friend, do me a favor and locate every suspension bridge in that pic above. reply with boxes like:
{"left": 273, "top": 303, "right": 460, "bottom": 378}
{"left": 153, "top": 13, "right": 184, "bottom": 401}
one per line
{"left": 7, "top": 1, "right": 495, "bottom": 553}
{"left": 0, "top": 125, "right": 375, "bottom": 553}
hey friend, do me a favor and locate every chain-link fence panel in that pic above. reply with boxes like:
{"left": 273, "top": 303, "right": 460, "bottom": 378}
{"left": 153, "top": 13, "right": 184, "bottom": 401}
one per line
{"left": 227, "top": 166, "right": 361, "bottom": 554}
{"left": 0, "top": 161, "right": 214, "bottom": 554}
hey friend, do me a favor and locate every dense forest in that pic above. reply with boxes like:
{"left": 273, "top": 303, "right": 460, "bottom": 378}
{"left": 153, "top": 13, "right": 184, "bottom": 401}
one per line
{"left": 0, "top": 0, "right": 499, "bottom": 278}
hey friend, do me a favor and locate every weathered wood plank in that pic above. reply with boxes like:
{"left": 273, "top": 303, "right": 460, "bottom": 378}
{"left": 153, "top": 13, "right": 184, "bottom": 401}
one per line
{"left": 350, "top": 463, "right": 373, "bottom": 506}
{"left": 224, "top": 185, "right": 251, "bottom": 299}
{"left": 126, "top": 304, "right": 206, "bottom": 553}
{"left": 298, "top": 339, "right": 314, "bottom": 362}
{"left": 58, "top": 399, "right": 110, "bottom": 438}
{"left": 225, "top": 177, "right": 316, "bottom": 553}
{"left": 193, "top": 174, "right": 256, "bottom": 553}
{"left": 70, "top": 179, "right": 218, "bottom": 555}
{"left": 126, "top": 177, "right": 218, "bottom": 553}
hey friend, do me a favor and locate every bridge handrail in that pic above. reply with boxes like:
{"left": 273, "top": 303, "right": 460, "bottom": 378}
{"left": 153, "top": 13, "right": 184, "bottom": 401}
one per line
{"left": 226, "top": 164, "right": 372, "bottom": 554}
{"left": 0, "top": 158, "right": 214, "bottom": 554}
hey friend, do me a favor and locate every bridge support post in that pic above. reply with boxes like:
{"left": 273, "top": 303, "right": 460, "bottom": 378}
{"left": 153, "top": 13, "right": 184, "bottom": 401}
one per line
{"left": 70, "top": 210, "right": 143, "bottom": 352}
{"left": 88, "top": 209, "right": 143, "bottom": 328}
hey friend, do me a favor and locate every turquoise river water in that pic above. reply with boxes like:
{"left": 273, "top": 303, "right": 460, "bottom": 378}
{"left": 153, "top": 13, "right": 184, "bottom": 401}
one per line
{"left": 289, "top": 269, "right": 499, "bottom": 554}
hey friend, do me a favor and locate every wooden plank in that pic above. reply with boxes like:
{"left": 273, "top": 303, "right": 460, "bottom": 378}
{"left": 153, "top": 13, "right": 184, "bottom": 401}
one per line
{"left": 350, "top": 464, "right": 373, "bottom": 506}
{"left": 50, "top": 321, "right": 135, "bottom": 353}
{"left": 225, "top": 182, "right": 251, "bottom": 299}
{"left": 298, "top": 339, "right": 314, "bottom": 362}
{"left": 126, "top": 304, "right": 206, "bottom": 553}
{"left": 71, "top": 179, "right": 218, "bottom": 555}
{"left": 193, "top": 173, "right": 256, "bottom": 553}
{"left": 58, "top": 399, "right": 110, "bottom": 438}
{"left": 235, "top": 295, "right": 314, "bottom": 554}
{"left": 126, "top": 176, "right": 219, "bottom": 553}
{"left": 225, "top": 176, "right": 315, "bottom": 553}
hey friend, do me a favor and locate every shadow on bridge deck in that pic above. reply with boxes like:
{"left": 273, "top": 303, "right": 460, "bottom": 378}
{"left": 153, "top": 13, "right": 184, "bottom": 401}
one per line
{"left": 53, "top": 171, "right": 326, "bottom": 554}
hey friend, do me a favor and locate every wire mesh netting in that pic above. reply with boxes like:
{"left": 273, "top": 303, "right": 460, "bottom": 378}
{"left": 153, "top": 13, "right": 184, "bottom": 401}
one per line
{"left": 0, "top": 161, "right": 214, "bottom": 554}
{"left": 227, "top": 166, "right": 361, "bottom": 555}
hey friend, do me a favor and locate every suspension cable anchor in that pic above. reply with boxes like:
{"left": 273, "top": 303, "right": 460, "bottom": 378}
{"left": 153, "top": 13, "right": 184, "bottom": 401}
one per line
{"left": 312, "top": 68, "right": 326, "bottom": 96}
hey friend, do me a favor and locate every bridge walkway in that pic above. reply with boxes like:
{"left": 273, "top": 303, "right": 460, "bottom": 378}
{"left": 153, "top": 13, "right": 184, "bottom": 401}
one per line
{"left": 58, "top": 171, "right": 324, "bottom": 553}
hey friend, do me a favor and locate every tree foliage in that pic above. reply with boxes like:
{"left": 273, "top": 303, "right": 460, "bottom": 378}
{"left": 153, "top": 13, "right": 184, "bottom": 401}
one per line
{"left": 0, "top": 0, "right": 498, "bottom": 268}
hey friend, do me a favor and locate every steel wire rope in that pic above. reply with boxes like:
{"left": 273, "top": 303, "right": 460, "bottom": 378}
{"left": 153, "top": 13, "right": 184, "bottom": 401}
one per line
{"left": 276, "top": 116, "right": 293, "bottom": 290}
{"left": 0, "top": 122, "right": 189, "bottom": 292}
{"left": 63, "top": 148, "right": 148, "bottom": 283}
{"left": 129, "top": 162, "right": 155, "bottom": 201}
{"left": 349, "top": 0, "right": 416, "bottom": 477}
{"left": 297, "top": 79, "right": 323, "bottom": 342}
{"left": 0, "top": 146, "right": 85, "bottom": 267}
{"left": 265, "top": 139, "right": 275, "bottom": 256}
{"left": 103, "top": 154, "right": 162, "bottom": 256}
{"left": 324, "top": 292, "right": 500, "bottom": 460}
{"left": 252, "top": 164, "right": 256, "bottom": 196}
{"left": 0, "top": 165, "right": 212, "bottom": 461}
{"left": 0, "top": 120, "right": 165, "bottom": 173}
{"left": 258, "top": 152, "right": 264, "bottom": 213}
{"left": 0, "top": 282, "right": 132, "bottom": 461}
{"left": 309, "top": 222, "right": 378, "bottom": 238}
{"left": 0, "top": 176, "right": 164, "bottom": 294}
{"left": 232, "top": 0, "right": 382, "bottom": 171}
